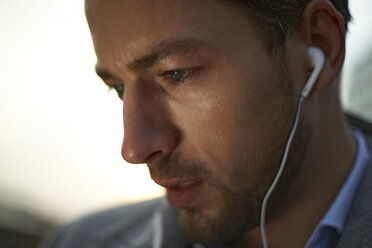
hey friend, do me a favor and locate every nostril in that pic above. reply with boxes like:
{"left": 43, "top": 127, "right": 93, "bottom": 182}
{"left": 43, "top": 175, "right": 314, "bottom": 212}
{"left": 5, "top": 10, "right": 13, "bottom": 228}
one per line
{"left": 144, "top": 150, "right": 163, "bottom": 164}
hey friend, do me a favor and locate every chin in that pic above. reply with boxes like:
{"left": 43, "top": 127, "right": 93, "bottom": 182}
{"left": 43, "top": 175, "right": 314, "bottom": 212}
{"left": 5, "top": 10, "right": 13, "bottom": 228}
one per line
{"left": 177, "top": 190, "right": 261, "bottom": 245}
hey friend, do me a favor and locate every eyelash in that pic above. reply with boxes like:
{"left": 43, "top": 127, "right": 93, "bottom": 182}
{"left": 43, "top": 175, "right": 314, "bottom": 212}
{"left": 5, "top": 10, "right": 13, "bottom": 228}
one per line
{"left": 108, "top": 69, "right": 194, "bottom": 99}
{"left": 108, "top": 85, "right": 124, "bottom": 99}
{"left": 158, "top": 69, "right": 194, "bottom": 84}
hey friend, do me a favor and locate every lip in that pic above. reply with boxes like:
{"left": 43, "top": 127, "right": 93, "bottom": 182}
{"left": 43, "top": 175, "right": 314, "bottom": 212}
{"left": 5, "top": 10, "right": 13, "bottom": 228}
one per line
{"left": 153, "top": 178, "right": 204, "bottom": 207}
{"left": 153, "top": 178, "right": 197, "bottom": 188}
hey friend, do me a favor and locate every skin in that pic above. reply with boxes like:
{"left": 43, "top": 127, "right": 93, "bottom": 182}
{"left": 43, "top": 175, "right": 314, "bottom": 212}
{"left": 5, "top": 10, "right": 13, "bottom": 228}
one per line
{"left": 85, "top": 0, "right": 356, "bottom": 247}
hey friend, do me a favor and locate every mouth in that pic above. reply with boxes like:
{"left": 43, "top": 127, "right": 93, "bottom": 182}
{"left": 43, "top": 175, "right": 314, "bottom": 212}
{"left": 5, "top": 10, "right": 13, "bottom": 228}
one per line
{"left": 153, "top": 178, "right": 204, "bottom": 207}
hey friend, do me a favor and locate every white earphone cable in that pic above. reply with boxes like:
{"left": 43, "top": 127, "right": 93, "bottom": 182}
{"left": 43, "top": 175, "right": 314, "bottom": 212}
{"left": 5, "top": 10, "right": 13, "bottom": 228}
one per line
{"left": 152, "top": 209, "right": 164, "bottom": 248}
{"left": 260, "top": 96, "right": 305, "bottom": 248}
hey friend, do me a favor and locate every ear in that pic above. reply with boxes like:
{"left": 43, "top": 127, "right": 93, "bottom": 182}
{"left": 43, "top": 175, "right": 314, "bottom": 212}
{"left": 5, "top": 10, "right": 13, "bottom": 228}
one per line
{"left": 301, "top": 0, "right": 346, "bottom": 92}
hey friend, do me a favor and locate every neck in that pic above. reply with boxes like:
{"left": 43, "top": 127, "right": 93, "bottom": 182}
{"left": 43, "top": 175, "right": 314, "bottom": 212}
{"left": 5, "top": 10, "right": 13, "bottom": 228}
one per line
{"left": 234, "top": 86, "right": 357, "bottom": 248}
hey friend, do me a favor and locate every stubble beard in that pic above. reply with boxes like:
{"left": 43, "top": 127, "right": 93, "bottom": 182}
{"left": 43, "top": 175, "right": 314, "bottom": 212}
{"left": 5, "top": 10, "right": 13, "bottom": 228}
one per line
{"left": 148, "top": 108, "right": 310, "bottom": 246}
{"left": 175, "top": 114, "right": 310, "bottom": 247}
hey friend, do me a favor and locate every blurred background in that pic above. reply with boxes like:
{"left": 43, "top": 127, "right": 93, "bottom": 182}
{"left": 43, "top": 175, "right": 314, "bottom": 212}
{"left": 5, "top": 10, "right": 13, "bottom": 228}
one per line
{"left": 0, "top": 0, "right": 371, "bottom": 247}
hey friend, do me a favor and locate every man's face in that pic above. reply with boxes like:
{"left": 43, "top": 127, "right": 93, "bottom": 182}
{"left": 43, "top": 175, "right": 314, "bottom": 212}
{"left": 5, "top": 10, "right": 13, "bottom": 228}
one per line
{"left": 86, "top": 0, "right": 308, "bottom": 245}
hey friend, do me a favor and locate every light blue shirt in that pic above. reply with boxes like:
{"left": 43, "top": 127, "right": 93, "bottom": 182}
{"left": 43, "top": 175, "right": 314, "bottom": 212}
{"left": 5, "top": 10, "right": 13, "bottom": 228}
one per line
{"left": 305, "top": 127, "right": 371, "bottom": 248}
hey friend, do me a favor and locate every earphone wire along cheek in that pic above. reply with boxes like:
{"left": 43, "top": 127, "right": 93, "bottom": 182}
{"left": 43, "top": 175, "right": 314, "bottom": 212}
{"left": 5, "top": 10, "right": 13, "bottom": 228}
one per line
{"left": 259, "top": 47, "right": 325, "bottom": 248}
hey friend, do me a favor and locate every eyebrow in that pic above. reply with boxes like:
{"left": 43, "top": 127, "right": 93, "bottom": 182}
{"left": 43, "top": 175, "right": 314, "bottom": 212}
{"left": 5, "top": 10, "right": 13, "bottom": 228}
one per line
{"left": 128, "top": 38, "right": 208, "bottom": 71}
{"left": 95, "top": 38, "right": 210, "bottom": 79}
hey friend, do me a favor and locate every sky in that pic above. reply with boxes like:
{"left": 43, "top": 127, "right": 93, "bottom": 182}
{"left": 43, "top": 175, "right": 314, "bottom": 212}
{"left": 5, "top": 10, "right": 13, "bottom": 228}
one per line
{"left": 0, "top": 0, "right": 371, "bottom": 224}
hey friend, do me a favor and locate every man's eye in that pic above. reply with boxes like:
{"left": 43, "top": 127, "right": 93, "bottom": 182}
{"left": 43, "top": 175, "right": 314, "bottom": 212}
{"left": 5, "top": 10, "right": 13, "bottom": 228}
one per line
{"left": 109, "top": 85, "right": 124, "bottom": 99}
{"left": 162, "top": 69, "right": 192, "bottom": 82}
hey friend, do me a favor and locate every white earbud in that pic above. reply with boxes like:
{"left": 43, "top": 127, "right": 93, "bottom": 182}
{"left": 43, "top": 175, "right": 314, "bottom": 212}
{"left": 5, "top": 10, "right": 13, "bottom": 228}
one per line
{"left": 301, "top": 47, "right": 325, "bottom": 98}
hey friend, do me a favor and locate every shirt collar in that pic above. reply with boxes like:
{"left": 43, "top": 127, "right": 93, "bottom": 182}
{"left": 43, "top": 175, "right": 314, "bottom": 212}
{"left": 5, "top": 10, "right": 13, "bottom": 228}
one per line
{"left": 318, "top": 127, "right": 370, "bottom": 233}
{"left": 305, "top": 127, "right": 371, "bottom": 248}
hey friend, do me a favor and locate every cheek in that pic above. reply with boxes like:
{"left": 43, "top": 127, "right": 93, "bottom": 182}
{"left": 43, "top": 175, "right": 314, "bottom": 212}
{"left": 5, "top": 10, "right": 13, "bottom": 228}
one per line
{"left": 171, "top": 63, "right": 289, "bottom": 176}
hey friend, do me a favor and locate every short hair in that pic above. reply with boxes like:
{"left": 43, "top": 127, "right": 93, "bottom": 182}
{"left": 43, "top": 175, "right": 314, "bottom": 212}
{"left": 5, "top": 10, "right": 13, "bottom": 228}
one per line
{"left": 222, "top": 0, "right": 351, "bottom": 51}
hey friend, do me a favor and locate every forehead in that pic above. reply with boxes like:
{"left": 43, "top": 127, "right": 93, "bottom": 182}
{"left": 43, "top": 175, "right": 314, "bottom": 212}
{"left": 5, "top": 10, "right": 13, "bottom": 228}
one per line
{"left": 85, "top": 0, "right": 245, "bottom": 30}
{"left": 85, "top": 0, "right": 263, "bottom": 71}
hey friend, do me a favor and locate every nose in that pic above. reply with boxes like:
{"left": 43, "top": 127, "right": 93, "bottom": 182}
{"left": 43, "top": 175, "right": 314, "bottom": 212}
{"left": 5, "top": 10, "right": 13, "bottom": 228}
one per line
{"left": 121, "top": 84, "right": 179, "bottom": 164}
